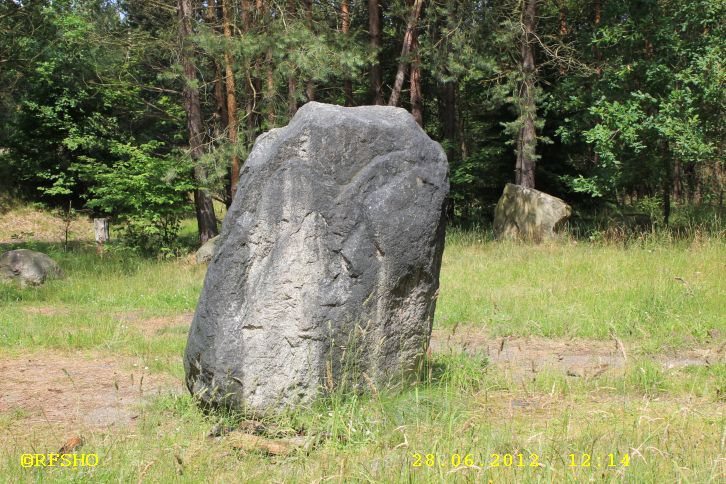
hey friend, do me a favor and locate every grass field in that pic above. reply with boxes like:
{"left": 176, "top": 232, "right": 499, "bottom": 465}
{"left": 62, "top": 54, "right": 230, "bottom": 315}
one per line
{"left": 0, "top": 210, "right": 724, "bottom": 482}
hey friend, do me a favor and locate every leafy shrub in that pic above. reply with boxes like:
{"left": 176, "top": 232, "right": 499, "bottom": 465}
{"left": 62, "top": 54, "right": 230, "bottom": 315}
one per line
{"left": 78, "top": 141, "right": 194, "bottom": 255}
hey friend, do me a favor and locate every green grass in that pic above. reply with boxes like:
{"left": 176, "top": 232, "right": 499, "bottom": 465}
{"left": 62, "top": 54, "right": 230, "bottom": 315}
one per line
{"left": 0, "top": 243, "right": 203, "bottom": 362}
{"left": 0, "top": 229, "right": 724, "bottom": 482}
{"left": 1, "top": 356, "right": 724, "bottom": 482}
{"left": 438, "top": 230, "right": 725, "bottom": 350}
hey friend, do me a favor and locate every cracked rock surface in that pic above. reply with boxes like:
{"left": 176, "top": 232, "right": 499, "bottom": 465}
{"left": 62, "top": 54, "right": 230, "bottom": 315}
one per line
{"left": 184, "top": 102, "right": 449, "bottom": 413}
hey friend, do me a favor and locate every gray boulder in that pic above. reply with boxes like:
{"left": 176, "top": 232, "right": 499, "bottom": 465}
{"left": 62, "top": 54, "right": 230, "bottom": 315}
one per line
{"left": 493, "top": 183, "right": 571, "bottom": 242}
{"left": 0, "top": 249, "right": 64, "bottom": 286}
{"left": 184, "top": 102, "right": 449, "bottom": 414}
{"left": 194, "top": 235, "right": 219, "bottom": 264}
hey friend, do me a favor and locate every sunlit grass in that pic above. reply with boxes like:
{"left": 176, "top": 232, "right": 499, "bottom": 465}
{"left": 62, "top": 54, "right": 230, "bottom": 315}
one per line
{"left": 1, "top": 352, "right": 724, "bottom": 482}
{"left": 0, "top": 226, "right": 724, "bottom": 482}
{"left": 438, "top": 230, "right": 725, "bottom": 349}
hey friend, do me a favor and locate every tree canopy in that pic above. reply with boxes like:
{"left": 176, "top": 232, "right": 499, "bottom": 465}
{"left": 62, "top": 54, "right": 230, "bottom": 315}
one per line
{"left": 1, "top": 0, "right": 723, "bottom": 251}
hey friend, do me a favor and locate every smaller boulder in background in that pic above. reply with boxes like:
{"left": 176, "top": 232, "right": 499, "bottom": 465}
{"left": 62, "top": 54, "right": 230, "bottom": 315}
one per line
{"left": 493, "top": 183, "right": 572, "bottom": 242}
{"left": 194, "top": 235, "right": 219, "bottom": 264}
{"left": 0, "top": 249, "right": 64, "bottom": 287}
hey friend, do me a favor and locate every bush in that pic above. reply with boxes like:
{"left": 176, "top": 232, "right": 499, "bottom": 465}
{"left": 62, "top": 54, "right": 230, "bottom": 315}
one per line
{"left": 79, "top": 141, "right": 194, "bottom": 255}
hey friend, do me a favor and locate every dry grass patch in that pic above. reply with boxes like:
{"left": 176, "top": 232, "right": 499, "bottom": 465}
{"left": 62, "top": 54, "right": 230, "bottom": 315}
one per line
{"left": 0, "top": 205, "right": 93, "bottom": 244}
{"left": 114, "top": 310, "right": 194, "bottom": 336}
{"left": 430, "top": 325, "right": 723, "bottom": 380}
{"left": 0, "top": 351, "right": 181, "bottom": 435}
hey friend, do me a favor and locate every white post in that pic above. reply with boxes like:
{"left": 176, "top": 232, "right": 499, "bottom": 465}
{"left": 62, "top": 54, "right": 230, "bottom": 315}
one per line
{"left": 93, "top": 218, "right": 109, "bottom": 253}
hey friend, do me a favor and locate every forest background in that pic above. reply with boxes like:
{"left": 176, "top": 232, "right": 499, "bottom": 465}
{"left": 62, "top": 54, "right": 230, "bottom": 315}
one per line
{"left": 1, "top": 0, "right": 723, "bottom": 253}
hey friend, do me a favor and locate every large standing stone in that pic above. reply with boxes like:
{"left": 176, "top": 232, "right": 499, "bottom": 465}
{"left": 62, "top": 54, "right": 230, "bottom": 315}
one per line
{"left": 493, "top": 183, "right": 571, "bottom": 242}
{"left": 184, "top": 102, "right": 449, "bottom": 413}
{"left": 0, "top": 249, "right": 64, "bottom": 287}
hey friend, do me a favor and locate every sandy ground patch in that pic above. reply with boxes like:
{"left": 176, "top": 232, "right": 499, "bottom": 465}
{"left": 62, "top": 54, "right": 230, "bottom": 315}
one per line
{"left": 2, "top": 317, "right": 721, "bottom": 438}
{"left": 115, "top": 310, "right": 195, "bottom": 336}
{"left": 431, "top": 325, "right": 724, "bottom": 378}
{"left": 20, "top": 306, "right": 72, "bottom": 317}
{"left": 0, "top": 351, "right": 181, "bottom": 435}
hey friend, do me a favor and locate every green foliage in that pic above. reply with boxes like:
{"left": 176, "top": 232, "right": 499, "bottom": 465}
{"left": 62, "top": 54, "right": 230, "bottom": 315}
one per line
{"left": 0, "top": 1, "right": 193, "bottom": 253}
{"left": 1, "top": 0, "right": 723, "bottom": 247}
{"left": 79, "top": 142, "right": 195, "bottom": 254}
{"left": 555, "top": 0, "right": 725, "bottom": 210}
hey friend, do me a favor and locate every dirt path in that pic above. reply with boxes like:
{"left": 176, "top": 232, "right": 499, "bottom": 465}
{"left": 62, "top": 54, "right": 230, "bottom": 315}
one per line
{"left": 430, "top": 325, "right": 724, "bottom": 378}
{"left": 1, "top": 319, "right": 722, "bottom": 436}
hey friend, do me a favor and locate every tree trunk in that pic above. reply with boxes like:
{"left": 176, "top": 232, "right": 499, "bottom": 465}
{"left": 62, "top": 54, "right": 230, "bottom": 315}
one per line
{"left": 440, "top": 2, "right": 457, "bottom": 161}
{"left": 458, "top": 106, "right": 468, "bottom": 160}
{"left": 515, "top": 0, "right": 537, "bottom": 189}
{"left": 288, "top": 76, "right": 297, "bottom": 117}
{"left": 241, "top": 0, "right": 259, "bottom": 145}
{"left": 440, "top": 79, "right": 457, "bottom": 222}
{"left": 673, "top": 158, "right": 683, "bottom": 203}
{"left": 266, "top": 50, "right": 275, "bottom": 124}
{"left": 558, "top": 0, "right": 567, "bottom": 75}
{"left": 388, "top": 0, "right": 424, "bottom": 107}
{"left": 441, "top": 79, "right": 457, "bottom": 159}
{"left": 221, "top": 0, "right": 240, "bottom": 200}
{"left": 368, "top": 0, "right": 384, "bottom": 105}
{"left": 410, "top": 34, "right": 423, "bottom": 126}
{"left": 206, "top": 0, "right": 232, "bottom": 206}
{"left": 287, "top": 0, "right": 298, "bottom": 117}
{"left": 259, "top": 0, "right": 275, "bottom": 126}
{"left": 716, "top": 153, "right": 724, "bottom": 208}
{"left": 179, "top": 0, "right": 218, "bottom": 243}
{"left": 205, "top": 0, "right": 228, "bottom": 130}
{"left": 592, "top": 0, "right": 603, "bottom": 167}
{"left": 663, "top": 157, "right": 672, "bottom": 225}
{"left": 341, "top": 0, "right": 354, "bottom": 106}
{"left": 594, "top": 0, "right": 602, "bottom": 76}
{"left": 304, "top": 0, "right": 315, "bottom": 101}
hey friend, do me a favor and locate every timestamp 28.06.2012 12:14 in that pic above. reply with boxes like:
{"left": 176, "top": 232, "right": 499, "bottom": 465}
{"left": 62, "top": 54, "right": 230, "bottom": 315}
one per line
{"left": 410, "top": 453, "right": 630, "bottom": 469}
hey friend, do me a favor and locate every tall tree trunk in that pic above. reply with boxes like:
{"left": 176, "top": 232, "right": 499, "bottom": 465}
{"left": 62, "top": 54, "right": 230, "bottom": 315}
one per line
{"left": 515, "top": 0, "right": 537, "bottom": 189}
{"left": 663, "top": 156, "right": 672, "bottom": 225}
{"left": 206, "top": 0, "right": 228, "bottom": 131}
{"left": 440, "top": 78, "right": 457, "bottom": 222}
{"left": 594, "top": 0, "right": 602, "bottom": 76}
{"left": 673, "top": 158, "right": 683, "bottom": 203}
{"left": 716, "top": 147, "right": 724, "bottom": 208}
{"left": 440, "top": 3, "right": 457, "bottom": 160}
{"left": 441, "top": 79, "right": 457, "bottom": 159}
{"left": 410, "top": 34, "right": 422, "bottom": 125}
{"left": 258, "top": 0, "right": 275, "bottom": 126}
{"left": 179, "top": 0, "right": 218, "bottom": 242}
{"left": 592, "top": 0, "right": 603, "bottom": 166}
{"left": 303, "top": 0, "right": 315, "bottom": 101}
{"left": 206, "top": 0, "right": 232, "bottom": 206}
{"left": 241, "top": 0, "right": 259, "bottom": 144}
{"left": 266, "top": 50, "right": 275, "bottom": 124}
{"left": 388, "top": 0, "right": 424, "bottom": 107}
{"left": 368, "top": 0, "right": 384, "bottom": 105}
{"left": 221, "top": 0, "right": 240, "bottom": 200}
{"left": 287, "top": 0, "right": 298, "bottom": 117}
{"left": 341, "top": 0, "right": 354, "bottom": 105}
{"left": 557, "top": 0, "right": 567, "bottom": 76}
{"left": 288, "top": 76, "right": 297, "bottom": 117}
